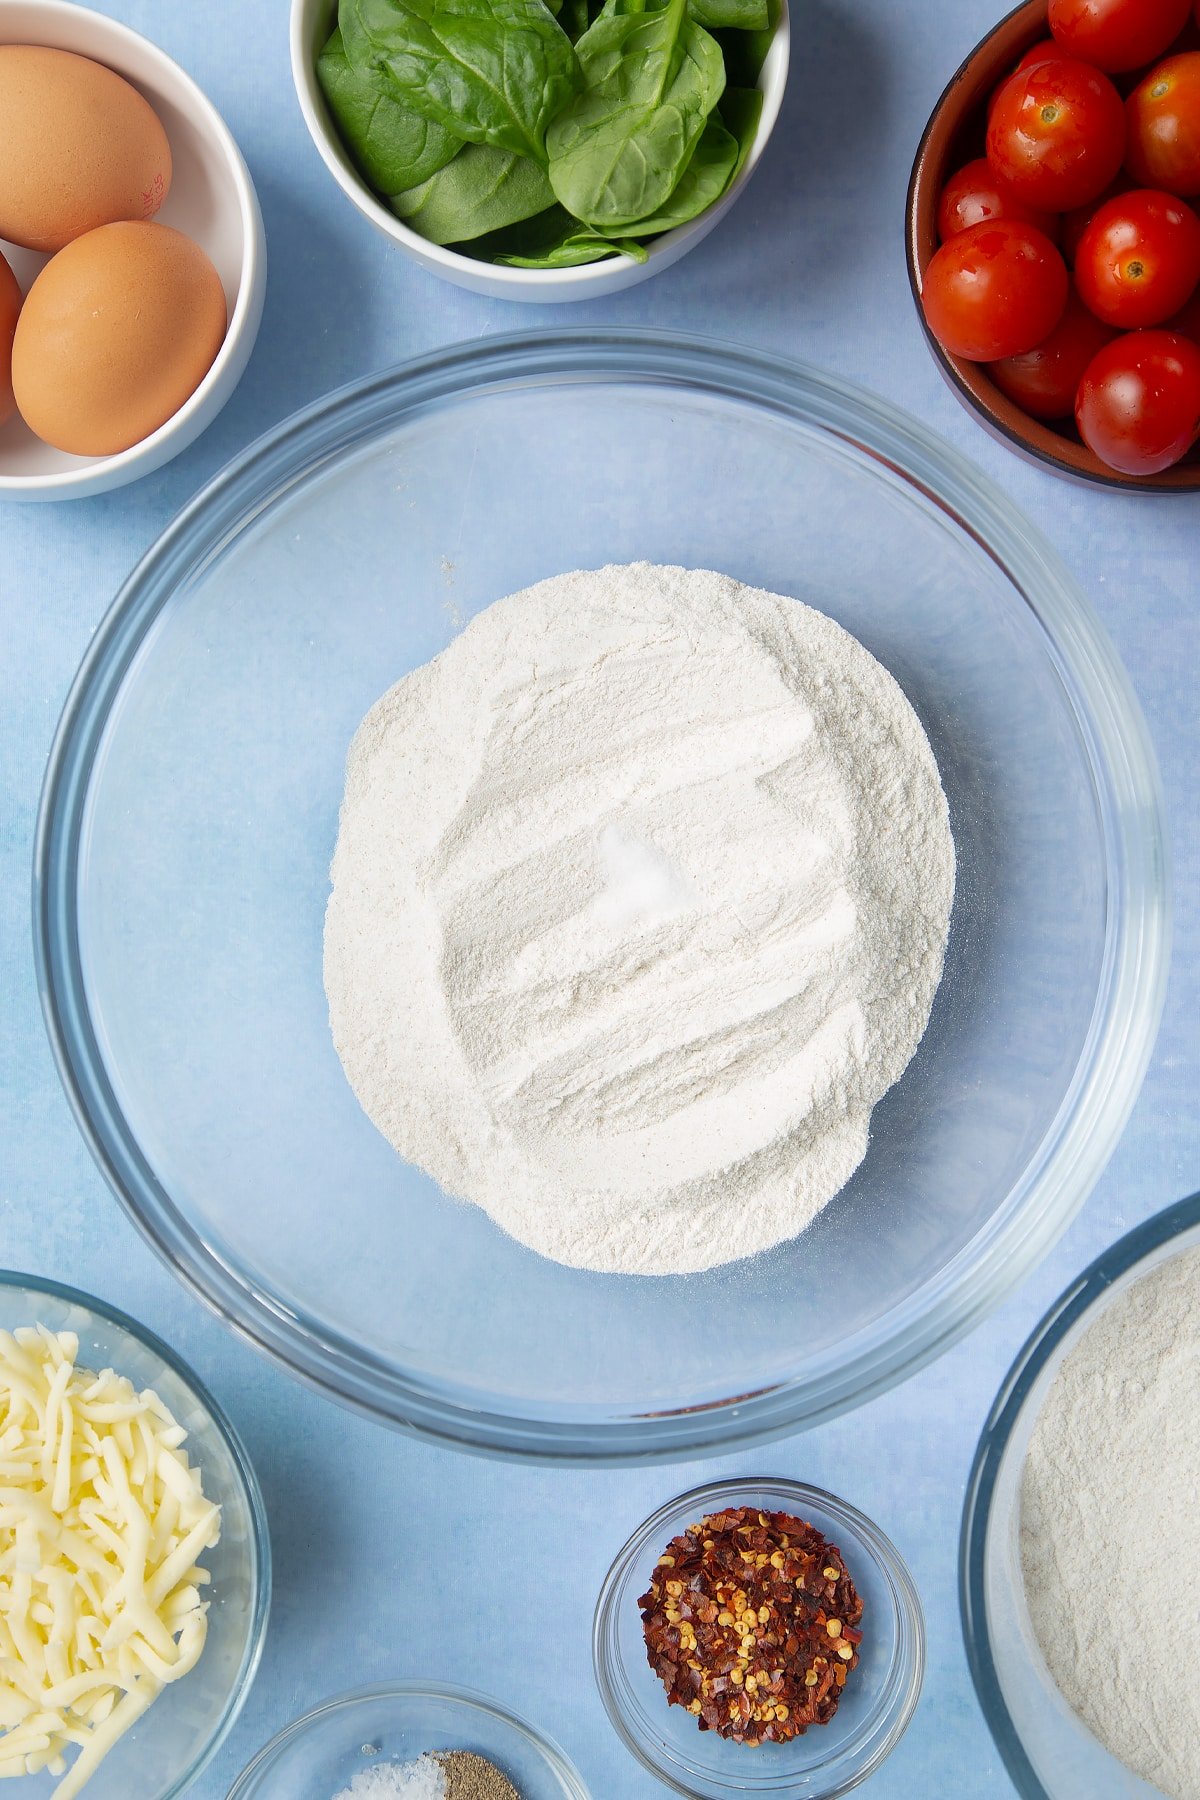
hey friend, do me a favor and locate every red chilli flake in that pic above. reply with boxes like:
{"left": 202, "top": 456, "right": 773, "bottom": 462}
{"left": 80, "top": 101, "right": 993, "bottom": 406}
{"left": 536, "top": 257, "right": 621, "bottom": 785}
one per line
{"left": 638, "top": 1505, "right": 864, "bottom": 1745}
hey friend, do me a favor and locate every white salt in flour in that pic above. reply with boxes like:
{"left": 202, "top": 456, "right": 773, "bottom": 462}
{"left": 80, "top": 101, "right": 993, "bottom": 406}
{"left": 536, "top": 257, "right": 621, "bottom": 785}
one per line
{"left": 324, "top": 563, "right": 955, "bottom": 1276}
{"left": 1021, "top": 1247, "right": 1200, "bottom": 1800}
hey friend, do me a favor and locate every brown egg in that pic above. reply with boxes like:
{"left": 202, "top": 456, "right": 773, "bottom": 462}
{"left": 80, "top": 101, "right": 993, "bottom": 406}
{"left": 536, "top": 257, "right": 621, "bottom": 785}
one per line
{"left": 0, "top": 45, "right": 172, "bottom": 253}
{"left": 0, "top": 251, "right": 20, "bottom": 426}
{"left": 12, "top": 222, "right": 227, "bottom": 457}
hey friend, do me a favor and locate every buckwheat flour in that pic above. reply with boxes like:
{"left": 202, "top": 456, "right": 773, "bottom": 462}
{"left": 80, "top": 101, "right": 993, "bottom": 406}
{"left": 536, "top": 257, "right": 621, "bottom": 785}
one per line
{"left": 324, "top": 563, "right": 955, "bottom": 1275}
{"left": 1021, "top": 1246, "right": 1200, "bottom": 1800}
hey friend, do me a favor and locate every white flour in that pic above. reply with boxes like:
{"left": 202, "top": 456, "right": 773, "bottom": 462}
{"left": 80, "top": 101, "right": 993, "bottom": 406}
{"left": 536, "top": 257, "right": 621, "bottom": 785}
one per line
{"left": 1021, "top": 1246, "right": 1200, "bottom": 1800}
{"left": 324, "top": 563, "right": 955, "bottom": 1276}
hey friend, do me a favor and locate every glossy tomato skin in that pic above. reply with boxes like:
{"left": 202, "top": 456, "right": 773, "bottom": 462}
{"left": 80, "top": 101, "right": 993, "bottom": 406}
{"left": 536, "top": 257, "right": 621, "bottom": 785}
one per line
{"left": 1048, "top": 0, "right": 1192, "bottom": 74}
{"left": 921, "top": 221, "right": 1070, "bottom": 361}
{"left": 988, "top": 291, "right": 1118, "bottom": 416}
{"left": 989, "top": 43, "right": 1060, "bottom": 119}
{"left": 1075, "top": 188, "right": 1200, "bottom": 325}
{"left": 1062, "top": 175, "right": 1131, "bottom": 260}
{"left": 937, "top": 159, "right": 1060, "bottom": 241}
{"left": 1076, "top": 329, "right": 1200, "bottom": 471}
{"left": 987, "top": 58, "right": 1126, "bottom": 212}
{"left": 1018, "top": 38, "right": 1061, "bottom": 72}
{"left": 1127, "top": 55, "right": 1200, "bottom": 197}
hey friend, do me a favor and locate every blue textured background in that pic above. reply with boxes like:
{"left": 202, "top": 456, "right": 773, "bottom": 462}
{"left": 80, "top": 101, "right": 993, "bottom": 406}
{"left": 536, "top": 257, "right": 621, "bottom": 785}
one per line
{"left": 1, "top": 1, "right": 1196, "bottom": 1794}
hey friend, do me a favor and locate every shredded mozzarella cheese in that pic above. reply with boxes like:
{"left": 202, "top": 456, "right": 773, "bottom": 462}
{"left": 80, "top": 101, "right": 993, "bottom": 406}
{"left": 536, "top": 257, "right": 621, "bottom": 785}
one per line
{"left": 0, "top": 1328, "right": 221, "bottom": 1798}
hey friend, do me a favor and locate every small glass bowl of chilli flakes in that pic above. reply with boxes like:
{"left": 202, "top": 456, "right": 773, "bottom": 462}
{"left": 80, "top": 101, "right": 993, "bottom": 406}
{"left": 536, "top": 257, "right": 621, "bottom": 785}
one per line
{"left": 593, "top": 1479, "right": 924, "bottom": 1799}
{"left": 641, "top": 1507, "right": 865, "bottom": 1745}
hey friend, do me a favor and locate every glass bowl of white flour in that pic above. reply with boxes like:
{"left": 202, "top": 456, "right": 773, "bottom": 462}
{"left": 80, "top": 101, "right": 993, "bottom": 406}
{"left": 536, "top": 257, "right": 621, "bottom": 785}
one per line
{"left": 961, "top": 1193, "right": 1200, "bottom": 1800}
{"left": 35, "top": 330, "right": 1169, "bottom": 1461}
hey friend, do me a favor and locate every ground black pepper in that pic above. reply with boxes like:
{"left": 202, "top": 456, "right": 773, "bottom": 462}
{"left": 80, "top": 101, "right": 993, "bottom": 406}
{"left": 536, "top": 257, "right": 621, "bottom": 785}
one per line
{"left": 437, "top": 1750, "right": 521, "bottom": 1799}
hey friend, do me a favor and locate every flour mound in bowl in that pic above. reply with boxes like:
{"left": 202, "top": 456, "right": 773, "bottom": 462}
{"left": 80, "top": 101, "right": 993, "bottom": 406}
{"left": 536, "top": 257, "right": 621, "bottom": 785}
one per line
{"left": 1020, "top": 1246, "right": 1200, "bottom": 1800}
{"left": 323, "top": 563, "right": 955, "bottom": 1276}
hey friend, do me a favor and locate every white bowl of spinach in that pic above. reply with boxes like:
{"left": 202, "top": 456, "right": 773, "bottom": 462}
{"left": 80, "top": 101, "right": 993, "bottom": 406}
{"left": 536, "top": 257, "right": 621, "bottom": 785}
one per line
{"left": 290, "top": 0, "right": 788, "bottom": 298}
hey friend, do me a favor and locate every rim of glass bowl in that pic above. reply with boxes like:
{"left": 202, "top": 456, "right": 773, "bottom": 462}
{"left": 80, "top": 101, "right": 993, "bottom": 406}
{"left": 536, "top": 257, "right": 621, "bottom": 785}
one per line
{"left": 33, "top": 328, "right": 1170, "bottom": 1464}
{"left": 959, "top": 1192, "right": 1200, "bottom": 1800}
{"left": 0, "top": 1268, "right": 272, "bottom": 1799}
{"left": 592, "top": 1477, "right": 924, "bottom": 1799}
{"left": 225, "top": 1678, "right": 591, "bottom": 1798}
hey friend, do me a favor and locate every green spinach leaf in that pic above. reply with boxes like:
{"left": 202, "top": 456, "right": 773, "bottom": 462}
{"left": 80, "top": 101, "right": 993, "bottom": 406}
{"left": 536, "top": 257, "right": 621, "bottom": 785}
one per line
{"left": 468, "top": 201, "right": 574, "bottom": 256}
{"left": 472, "top": 200, "right": 639, "bottom": 261}
{"left": 688, "top": 0, "right": 768, "bottom": 29}
{"left": 342, "top": 0, "right": 580, "bottom": 162}
{"left": 546, "top": 0, "right": 725, "bottom": 228}
{"left": 711, "top": 0, "right": 778, "bottom": 86}
{"left": 502, "top": 85, "right": 752, "bottom": 253}
{"left": 484, "top": 206, "right": 649, "bottom": 262}
{"left": 613, "top": 112, "right": 736, "bottom": 233}
{"left": 603, "top": 0, "right": 768, "bottom": 24}
{"left": 717, "top": 83, "right": 762, "bottom": 182}
{"left": 481, "top": 81, "right": 754, "bottom": 256}
{"left": 559, "top": 0, "right": 591, "bottom": 38}
{"left": 318, "top": 25, "right": 461, "bottom": 192}
{"left": 498, "top": 230, "right": 646, "bottom": 264}
{"left": 390, "top": 141, "right": 556, "bottom": 241}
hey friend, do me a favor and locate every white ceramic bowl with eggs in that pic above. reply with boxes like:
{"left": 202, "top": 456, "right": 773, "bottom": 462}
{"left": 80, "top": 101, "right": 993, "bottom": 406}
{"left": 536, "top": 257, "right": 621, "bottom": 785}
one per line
{"left": 0, "top": 0, "right": 266, "bottom": 501}
{"left": 289, "top": 0, "right": 790, "bottom": 301}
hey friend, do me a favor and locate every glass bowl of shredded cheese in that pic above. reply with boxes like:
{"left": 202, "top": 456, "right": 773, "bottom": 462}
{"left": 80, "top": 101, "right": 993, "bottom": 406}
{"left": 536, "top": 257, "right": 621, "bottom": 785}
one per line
{"left": 0, "top": 1271, "right": 270, "bottom": 1798}
{"left": 226, "top": 1680, "right": 590, "bottom": 1799}
{"left": 34, "top": 330, "right": 1169, "bottom": 1462}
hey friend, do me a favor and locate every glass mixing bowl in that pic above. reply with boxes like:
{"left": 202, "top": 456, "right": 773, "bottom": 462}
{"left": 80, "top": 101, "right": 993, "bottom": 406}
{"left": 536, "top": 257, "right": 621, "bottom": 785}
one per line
{"left": 34, "top": 330, "right": 1168, "bottom": 1462}
{"left": 227, "top": 1681, "right": 590, "bottom": 1800}
{"left": 960, "top": 1193, "right": 1200, "bottom": 1800}
{"left": 594, "top": 1477, "right": 923, "bottom": 1798}
{"left": 0, "top": 1271, "right": 270, "bottom": 1797}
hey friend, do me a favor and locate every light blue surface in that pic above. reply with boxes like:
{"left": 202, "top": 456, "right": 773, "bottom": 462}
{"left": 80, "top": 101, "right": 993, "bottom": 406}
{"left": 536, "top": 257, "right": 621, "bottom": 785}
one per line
{"left": 0, "top": 2, "right": 1195, "bottom": 1796}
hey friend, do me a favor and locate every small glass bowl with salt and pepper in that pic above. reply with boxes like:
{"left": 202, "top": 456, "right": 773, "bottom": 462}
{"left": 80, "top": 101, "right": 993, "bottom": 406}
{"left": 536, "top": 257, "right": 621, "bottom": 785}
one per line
{"left": 226, "top": 1680, "right": 590, "bottom": 1800}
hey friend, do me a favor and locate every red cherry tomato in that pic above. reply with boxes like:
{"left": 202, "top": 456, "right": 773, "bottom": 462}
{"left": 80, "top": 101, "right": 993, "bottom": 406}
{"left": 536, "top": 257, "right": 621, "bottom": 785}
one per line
{"left": 1127, "top": 55, "right": 1200, "bottom": 197}
{"left": 1076, "top": 329, "right": 1200, "bottom": 471}
{"left": 987, "top": 58, "right": 1126, "bottom": 212}
{"left": 937, "top": 159, "right": 1061, "bottom": 242}
{"left": 1075, "top": 189, "right": 1200, "bottom": 325}
{"left": 993, "top": 42, "right": 1057, "bottom": 126}
{"left": 1062, "top": 176, "right": 1131, "bottom": 261}
{"left": 1048, "top": 0, "right": 1192, "bottom": 73}
{"left": 989, "top": 43, "right": 1061, "bottom": 119}
{"left": 921, "top": 221, "right": 1070, "bottom": 361}
{"left": 1018, "top": 39, "right": 1061, "bottom": 72}
{"left": 987, "top": 292, "right": 1118, "bottom": 417}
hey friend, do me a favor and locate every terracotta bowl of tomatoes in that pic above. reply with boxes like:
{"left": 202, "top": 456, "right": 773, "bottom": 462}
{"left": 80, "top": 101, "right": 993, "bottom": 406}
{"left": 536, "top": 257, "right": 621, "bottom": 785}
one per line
{"left": 907, "top": 0, "right": 1200, "bottom": 490}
